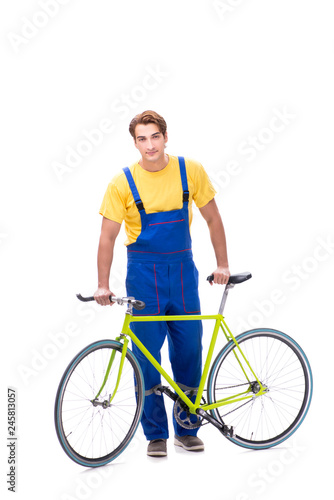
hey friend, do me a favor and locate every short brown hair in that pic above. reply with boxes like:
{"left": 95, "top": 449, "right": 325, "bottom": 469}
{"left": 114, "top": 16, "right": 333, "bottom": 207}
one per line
{"left": 129, "top": 110, "right": 167, "bottom": 139}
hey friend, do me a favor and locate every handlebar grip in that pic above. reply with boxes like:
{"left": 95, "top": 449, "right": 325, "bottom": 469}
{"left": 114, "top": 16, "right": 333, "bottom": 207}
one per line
{"left": 76, "top": 294, "right": 145, "bottom": 310}
{"left": 76, "top": 294, "right": 95, "bottom": 302}
{"left": 207, "top": 274, "right": 214, "bottom": 283}
{"left": 76, "top": 294, "right": 114, "bottom": 302}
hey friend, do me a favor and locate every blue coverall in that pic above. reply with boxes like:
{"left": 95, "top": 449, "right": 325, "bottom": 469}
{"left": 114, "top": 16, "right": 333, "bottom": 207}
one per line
{"left": 124, "top": 156, "right": 203, "bottom": 440}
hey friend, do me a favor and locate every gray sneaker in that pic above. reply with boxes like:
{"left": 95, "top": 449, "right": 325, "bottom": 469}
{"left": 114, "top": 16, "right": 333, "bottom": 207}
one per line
{"left": 147, "top": 439, "right": 167, "bottom": 457}
{"left": 174, "top": 435, "right": 204, "bottom": 452}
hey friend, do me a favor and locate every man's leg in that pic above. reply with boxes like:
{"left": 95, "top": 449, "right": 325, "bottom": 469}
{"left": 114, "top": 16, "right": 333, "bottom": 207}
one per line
{"left": 167, "top": 318, "right": 203, "bottom": 437}
{"left": 126, "top": 261, "right": 170, "bottom": 441}
{"left": 167, "top": 259, "right": 203, "bottom": 438}
{"left": 131, "top": 320, "right": 169, "bottom": 440}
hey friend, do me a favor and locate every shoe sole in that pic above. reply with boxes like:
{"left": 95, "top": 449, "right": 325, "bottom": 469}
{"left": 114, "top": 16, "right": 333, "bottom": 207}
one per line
{"left": 174, "top": 437, "right": 204, "bottom": 451}
{"left": 147, "top": 451, "right": 167, "bottom": 457}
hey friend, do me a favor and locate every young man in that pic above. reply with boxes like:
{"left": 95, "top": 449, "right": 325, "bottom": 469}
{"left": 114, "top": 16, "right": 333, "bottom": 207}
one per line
{"left": 94, "top": 110, "right": 230, "bottom": 457}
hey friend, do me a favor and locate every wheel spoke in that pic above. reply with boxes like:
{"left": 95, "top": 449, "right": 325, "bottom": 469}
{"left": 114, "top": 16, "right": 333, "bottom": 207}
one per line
{"left": 55, "top": 342, "right": 144, "bottom": 466}
{"left": 208, "top": 330, "right": 312, "bottom": 448}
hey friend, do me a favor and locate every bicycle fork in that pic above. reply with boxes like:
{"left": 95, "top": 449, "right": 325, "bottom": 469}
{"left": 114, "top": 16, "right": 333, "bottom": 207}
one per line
{"left": 91, "top": 336, "right": 129, "bottom": 409}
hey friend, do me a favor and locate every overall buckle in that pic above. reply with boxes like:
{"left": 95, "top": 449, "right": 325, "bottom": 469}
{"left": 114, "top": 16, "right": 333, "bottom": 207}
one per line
{"left": 183, "top": 191, "right": 189, "bottom": 202}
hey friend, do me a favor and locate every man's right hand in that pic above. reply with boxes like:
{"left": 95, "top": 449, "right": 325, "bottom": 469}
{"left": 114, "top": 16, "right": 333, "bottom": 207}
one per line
{"left": 94, "top": 287, "right": 115, "bottom": 306}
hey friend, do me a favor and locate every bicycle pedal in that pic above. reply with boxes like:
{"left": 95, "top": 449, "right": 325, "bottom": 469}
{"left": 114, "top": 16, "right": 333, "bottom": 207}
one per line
{"left": 153, "top": 385, "right": 178, "bottom": 402}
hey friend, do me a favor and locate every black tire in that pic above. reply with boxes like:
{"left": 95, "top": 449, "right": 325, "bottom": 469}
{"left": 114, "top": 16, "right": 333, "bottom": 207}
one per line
{"left": 207, "top": 329, "right": 312, "bottom": 449}
{"left": 54, "top": 340, "right": 144, "bottom": 467}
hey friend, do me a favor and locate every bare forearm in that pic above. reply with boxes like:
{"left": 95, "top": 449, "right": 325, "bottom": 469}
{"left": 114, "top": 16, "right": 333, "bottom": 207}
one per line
{"left": 97, "top": 234, "right": 115, "bottom": 288}
{"left": 199, "top": 198, "right": 230, "bottom": 285}
{"left": 94, "top": 218, "right": 121, "bottom": 305}
{"left": 207, "top": 215, "right": 229, "bottom": 268}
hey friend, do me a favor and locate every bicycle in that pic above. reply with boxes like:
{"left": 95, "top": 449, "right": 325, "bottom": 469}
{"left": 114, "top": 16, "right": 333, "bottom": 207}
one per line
{"left": 54, "top": 272, "right": 313, "bottom": 467}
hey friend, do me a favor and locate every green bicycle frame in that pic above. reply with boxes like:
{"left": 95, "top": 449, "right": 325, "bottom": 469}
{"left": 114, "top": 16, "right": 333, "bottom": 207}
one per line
{"left": 99, "top": 311, "right": 266, "bottom": 414}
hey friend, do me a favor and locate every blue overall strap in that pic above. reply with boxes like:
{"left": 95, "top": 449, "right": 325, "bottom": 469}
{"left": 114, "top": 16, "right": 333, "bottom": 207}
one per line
{"left": 178, "top": 156, "right": 189, "bottom": 203}
{"left": 123, "top": 167, "right": 145, "bottom": 212}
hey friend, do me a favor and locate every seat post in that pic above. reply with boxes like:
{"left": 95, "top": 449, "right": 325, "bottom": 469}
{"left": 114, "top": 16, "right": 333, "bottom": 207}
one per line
{"left": 218, "top": 283, "right": 234, "bottom": 316}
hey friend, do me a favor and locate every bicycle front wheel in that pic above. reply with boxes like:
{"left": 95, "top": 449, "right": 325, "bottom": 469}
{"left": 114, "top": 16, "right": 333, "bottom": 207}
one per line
{"left": 207, "top": 328, "right": 313, "bottom": 449}
{"left": 54, "top": 340, "right": 144, "bottom": 467}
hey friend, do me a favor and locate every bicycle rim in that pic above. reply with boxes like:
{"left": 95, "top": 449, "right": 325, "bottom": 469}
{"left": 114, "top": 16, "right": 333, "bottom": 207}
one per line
{"left": 207, "top": 329, "right": 313, "bottom": 449}
{"left": 54, "top": 340, "right": 144, "bottom": 467}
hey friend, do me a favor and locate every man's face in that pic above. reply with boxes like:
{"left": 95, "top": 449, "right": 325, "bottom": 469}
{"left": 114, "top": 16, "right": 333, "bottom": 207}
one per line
{"left": 134, "top": 123, "right": 168, "bottom": 164}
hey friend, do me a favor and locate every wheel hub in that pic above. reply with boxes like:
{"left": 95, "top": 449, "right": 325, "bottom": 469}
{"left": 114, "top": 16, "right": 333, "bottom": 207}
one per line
{"left": 251, "top": 382, "right": 269, "bottom": 394}
{"left": 91, "top": 397, "right": 111, "bottom": 409}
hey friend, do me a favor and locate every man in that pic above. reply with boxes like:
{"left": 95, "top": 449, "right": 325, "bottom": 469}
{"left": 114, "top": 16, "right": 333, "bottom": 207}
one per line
{"left": 94, "top": 110, "right": 230, "bottom": 457}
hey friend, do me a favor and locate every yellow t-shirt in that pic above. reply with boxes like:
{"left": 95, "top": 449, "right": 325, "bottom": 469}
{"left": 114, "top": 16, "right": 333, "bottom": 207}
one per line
{"left": 100, "top": 155, "right": 216, "bottom": 245}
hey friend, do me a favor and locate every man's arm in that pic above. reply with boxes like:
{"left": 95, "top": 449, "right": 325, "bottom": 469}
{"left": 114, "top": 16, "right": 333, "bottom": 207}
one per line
{"left": 94, "top": 217, "right": 121, "bottom": 305}
{"left": 199, "top": 198, "right": 230, "bottom": 285}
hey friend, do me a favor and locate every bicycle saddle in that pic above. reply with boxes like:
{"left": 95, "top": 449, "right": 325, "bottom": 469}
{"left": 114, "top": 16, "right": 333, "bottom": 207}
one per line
{"left": 207, "top": 272, "right": 252, "bottom": 285}
{"left": 228, "top": 272, "right": 252, "bottom": 285}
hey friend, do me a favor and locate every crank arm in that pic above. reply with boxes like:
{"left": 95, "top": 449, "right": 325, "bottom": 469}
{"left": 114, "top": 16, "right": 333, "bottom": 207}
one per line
{"left": 196, "top": 409, "right": 235, "bottom": 437}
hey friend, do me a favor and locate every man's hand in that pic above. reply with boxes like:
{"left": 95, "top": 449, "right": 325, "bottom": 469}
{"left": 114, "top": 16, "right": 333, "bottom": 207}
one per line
{"left": 94, "top": 287, "right": 115, "bottom": 306}
{"left": 209, "top": 266, "right": 230, "bottom": 286}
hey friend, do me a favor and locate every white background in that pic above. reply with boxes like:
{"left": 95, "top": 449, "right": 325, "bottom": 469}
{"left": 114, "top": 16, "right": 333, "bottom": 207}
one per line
{"left": 1, "top": 1, "right": 333, "bottom": 498}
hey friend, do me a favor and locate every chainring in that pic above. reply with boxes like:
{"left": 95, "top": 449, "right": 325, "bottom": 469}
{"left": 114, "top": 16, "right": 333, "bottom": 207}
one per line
{"left": 173, "top": 391, "right": 204, "bottom": 429}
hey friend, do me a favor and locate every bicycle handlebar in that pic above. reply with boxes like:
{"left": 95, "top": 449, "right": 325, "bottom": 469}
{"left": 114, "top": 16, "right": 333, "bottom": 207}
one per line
{"left": 76, "top": 294, "right": 146, "bottom": 311}
{"left": 77, "top": 277, "right": 215, "bottom": 309}
{"left": 77, "top": 273, "right": 251, "bottom": 311}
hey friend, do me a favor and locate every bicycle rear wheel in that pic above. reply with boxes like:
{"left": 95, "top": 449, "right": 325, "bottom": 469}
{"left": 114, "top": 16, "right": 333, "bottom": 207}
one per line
{"left": 207, "top": 328, "right": 312, "bottom": 449}
{"left": 54, "top": 340, "right": 144, "bottom": 467}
